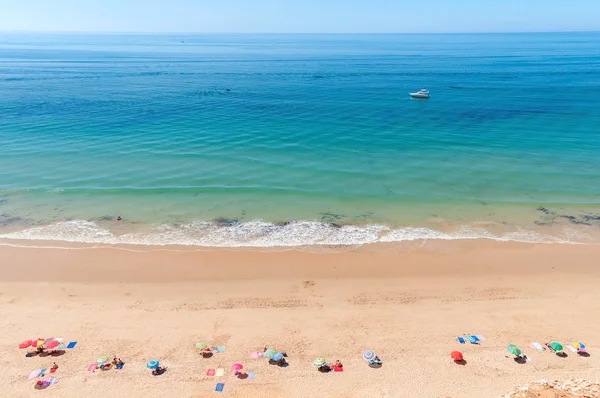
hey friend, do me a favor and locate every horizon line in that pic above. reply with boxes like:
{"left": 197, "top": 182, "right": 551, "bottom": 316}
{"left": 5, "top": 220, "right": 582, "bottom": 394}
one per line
{"left": 0, "top": 29, "right": 599, "bottom": 35}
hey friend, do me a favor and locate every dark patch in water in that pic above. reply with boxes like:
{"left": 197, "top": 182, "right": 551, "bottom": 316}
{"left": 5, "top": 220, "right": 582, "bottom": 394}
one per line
{"left": 320, "top": 212, "right": 345, "bottom": 223}
{"left": 330, "top": 223, "right": 342, "bottom": 229}
{"left": 274, "top": 221, "right": 292, "bottom": 227}
{"left": 537, "top": 207, "right": 600, "bottom": 226}
{"left": 0, "top": 198, "right": 7, "bottom": 205}
{"left": 0, "top": 214, "right": 23, "bottom": 227}
{"left": 213, "top": 217, "right": 240, "bottom": 227}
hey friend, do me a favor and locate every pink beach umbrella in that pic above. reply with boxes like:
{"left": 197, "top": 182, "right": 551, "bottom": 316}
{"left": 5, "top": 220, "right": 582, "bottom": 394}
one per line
{"left": 232, "top": 363, "right": 243, "bottom": 373}
{"left": 45, "top": 340, "right": 60, "bottom": 349}
{"left": 19, "top": 340, "right": 34, "bottom": 349}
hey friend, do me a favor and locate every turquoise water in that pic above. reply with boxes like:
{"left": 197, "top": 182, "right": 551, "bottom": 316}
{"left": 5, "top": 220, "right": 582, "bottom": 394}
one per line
{"left": 1, "top": 33, "right": 600, "bottom": 246}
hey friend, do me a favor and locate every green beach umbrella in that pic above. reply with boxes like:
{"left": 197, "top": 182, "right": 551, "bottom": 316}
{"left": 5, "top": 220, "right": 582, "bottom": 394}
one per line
{"left": 550, "top": 342, "right": 563, "bottom": 351}
{"left": 196, "top": 342, "right": 207, "bottom": 349}
{"left": 264, "top": 349, "right": 277, "bottom": 359}
{"left": 507, "top": 345, "right": 521, "bottom": 356}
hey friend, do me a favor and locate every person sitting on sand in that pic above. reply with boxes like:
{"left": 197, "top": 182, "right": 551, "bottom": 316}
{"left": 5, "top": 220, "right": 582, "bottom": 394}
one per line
{"left": 152, "top": 366, "right": 166, "bottom": 375}
{"left": 369, "top": 355, "right": 382, "bottom": 366}
{"left": 51, "top": 362, "right": 58, "bottom": 370}
{"left": 112, "top": 357, "right": 118, "bottom": 366}
{"left": 201, "top": 347, "right": 213, "bottom": 357}
{"left": 335, "top": 360, "right": 343, "bottom": 368}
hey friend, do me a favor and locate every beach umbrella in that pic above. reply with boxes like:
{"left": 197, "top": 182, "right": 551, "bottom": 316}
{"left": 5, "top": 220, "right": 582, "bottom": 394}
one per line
{"left": 57, "top": 343, "right": 67, "bottom": 350}
{"left": 550, "top": 342, "right": 563, "bottom": 351}
{"left": 451, "top": 351, "right": 463, "bottom": 361}
{"left": 363, "top": 350, "right": 376, "bottom": 362}
{"left": 96, "top": 357, "right": 109, "bottom": 365}
{"left": 146, "top": 360, "right": 159, "bottom": 369}
{"left": 36, "top": 339, "right": 45, "bottom": 348}
{"left": 264, "top": 349, "right": 276, "bottom": 359}
{"left": 19, "top": 340, "right": 34, "bottom": 349}
{"left": 28, "top": 369, "right": 42, "bottom": 380}
{"left": 507, "top": 345, "right": 522, "bottom": 356}
{"left": 196, "top": 342, "right": 207, "bottom": 349}
{"left": 313, "top": 357, "right": 326, "bottom": 367}
{"left": 45, "top": 340, "right": 60, "bottom": 349}
{"left": 572, "top": 342, "right": 585, "bottom": 350}
{"left": 232, "top": 363, "right": 243, "bottom": 371}
{"left": 273, "top": 353, "right": 284, "bottom": 361}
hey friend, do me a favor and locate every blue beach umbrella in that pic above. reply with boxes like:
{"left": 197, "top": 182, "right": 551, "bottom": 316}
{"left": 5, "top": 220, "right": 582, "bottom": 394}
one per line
{"left": 146, "top": 360, "right": 159, "bottom": 369}
{"left": 363, "top": 350, "right": 376, "bottom": 361}
{"left": 273, "top": 353, "right": 284, "bottom": 361}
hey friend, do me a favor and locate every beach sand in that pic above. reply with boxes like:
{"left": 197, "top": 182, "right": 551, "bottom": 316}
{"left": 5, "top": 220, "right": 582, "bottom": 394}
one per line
{"left": 1, "top": 240, "right": 599, "bottom": 397}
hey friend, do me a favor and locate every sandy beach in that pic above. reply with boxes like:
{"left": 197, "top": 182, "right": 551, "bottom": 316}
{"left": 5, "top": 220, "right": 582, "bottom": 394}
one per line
{"left": 1, "top": 240, "right": 600, "bottom": 397}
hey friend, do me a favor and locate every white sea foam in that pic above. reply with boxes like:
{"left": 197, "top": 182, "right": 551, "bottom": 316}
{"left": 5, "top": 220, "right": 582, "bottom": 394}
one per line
{"left": 0, "top": 219, "right": 593, "bottom": 248}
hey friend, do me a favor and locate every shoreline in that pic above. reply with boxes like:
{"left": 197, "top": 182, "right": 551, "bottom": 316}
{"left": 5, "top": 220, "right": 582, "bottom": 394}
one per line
{"left": 2, "top": 241, "right": 600, "bottom": 397}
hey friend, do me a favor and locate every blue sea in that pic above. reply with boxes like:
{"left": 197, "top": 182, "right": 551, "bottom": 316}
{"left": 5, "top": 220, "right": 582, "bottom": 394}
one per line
{"left": 1, "top": 32, "right": 599, "bottom": 247}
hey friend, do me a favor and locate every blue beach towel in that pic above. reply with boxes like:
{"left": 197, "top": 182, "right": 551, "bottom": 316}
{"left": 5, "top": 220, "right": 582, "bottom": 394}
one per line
{"left": 67, "top": 342, "right": 77, "bottom": 349}
{"left": 466, "top": 336, "right": 478, "bottom": 344}
{"left": 215, "top": 383, "right": 225, "bottom": 392}
{"left": 470, "top": 335, "right": 480, "bottom": 342}
{"left": 458, "top": 337, "right": 466, "bottom": 344}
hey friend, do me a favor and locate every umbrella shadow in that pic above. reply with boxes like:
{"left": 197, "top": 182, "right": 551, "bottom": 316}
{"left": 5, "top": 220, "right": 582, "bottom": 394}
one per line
{"left": 453, "top": 359, "right": 467, "bottom": 366}
{"left": 513, "top": 356, "right": 527, "bottom": 364}
{"left": 201, "top": 353, "right": 214, "bottom": 359}
{"left": 237, "top": 372, "right": 248, "bottom": 380}
{"left": 268, "top": 359, "right": 289, "bottom": 367}
{"left": 578, "top": 352, "right": 591, "bottom": 357}
{"left": 369, "top": 363, "right": 383, "bottom": 368}
{"left": 556, "top": 352, "right": 568, "bottom": 358}
{"left": 50, "top": 350, "right": 66, "bottom": 357}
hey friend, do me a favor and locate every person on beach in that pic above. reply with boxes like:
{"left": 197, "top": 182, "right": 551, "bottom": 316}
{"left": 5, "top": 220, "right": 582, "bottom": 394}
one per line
{"left": 116, "top": 216, "right": 122, "bottom": 221}
{"left": 51, "top": 362, "right": 58, "bottom": 370}
{"left": 201, "top": 347, "right": 213, "bottom": 357}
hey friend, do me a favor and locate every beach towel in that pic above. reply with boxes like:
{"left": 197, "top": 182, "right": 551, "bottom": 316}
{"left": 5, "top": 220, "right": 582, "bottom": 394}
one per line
{"left": 67, "top": 342, "right": 77, "bottom": 349}
{"left": 466, "top": 336, "right": 478, "bottom": 344}
{"left": 247, "top": 371, "right": 256, "bottom": 379}
{"left": 475, "top": 335, "right": 486, "bottom": 341}
{"left": 217, "top": 346, "right": 226, "bottom": 353}
{"left": 215, "top": 383, "right": 225, "bottom": 392}
{"left": 216, "top": 368, "right": 224, "bottom": 377}
{"left": 87, "top": 364, "right": 97, "bottom": 372}
{"left": 50, "top": 368, "right": 57, "bottom": 374}
{"left": 529, "top": 342, "right": 544, "bottom": 351}
{"left": 49, "top": 377, "right": 59, "bottom": 385}
{"left": 39, "top": 369, "right": 47, "bottom": 377}
{"left": 458, "top": 337, "right": 465, "bottom": 344}
{"left": 567, "top": 345, "right": 577, "bottom": 353}
{"left": 332, "top": 365, "right": 344, "bottom": 372}
{"left": 250, "top": 352, "right": 261, "bottom": 359}
{"left": 470, "top": 335, "right": 480, "bottom": 342}
{"left": 207, "top": 368, "right": 215, "bottom": 376}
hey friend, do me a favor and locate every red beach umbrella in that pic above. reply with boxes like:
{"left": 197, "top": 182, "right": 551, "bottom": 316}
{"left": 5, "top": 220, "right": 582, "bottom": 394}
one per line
{"left": 45, "top": 340, "right": 60, "bottom": 349}
{"left": 451, "top": 351, "right": 463, "bottom": 361}
{"left": 19, "top": 340, "right": 34, "bottom": 349}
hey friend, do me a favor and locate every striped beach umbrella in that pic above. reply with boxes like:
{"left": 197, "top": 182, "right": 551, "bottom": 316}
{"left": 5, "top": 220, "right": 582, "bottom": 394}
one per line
{"left": 572, "top": 342, "right": 585, "bottom": 350}
{"left": 363, "top": 350, "right": 376, "bottom": 361}
{"left": 507, "top": 345, "right": 522, "bottom": 356}
{"left": 96, "top": 357, "right": 109, "bottom": 365}
{"left": 313, "top": 357, "right": 326, "bottom": 367}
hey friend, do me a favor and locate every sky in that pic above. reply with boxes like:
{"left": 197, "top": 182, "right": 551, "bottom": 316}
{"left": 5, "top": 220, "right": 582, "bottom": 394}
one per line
{"left": 0, "top": 0, "right": 599, "bottom": 34}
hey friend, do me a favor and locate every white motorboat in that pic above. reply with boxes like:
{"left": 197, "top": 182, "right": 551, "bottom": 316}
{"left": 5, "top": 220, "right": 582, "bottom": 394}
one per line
{"left": 409, "top": 89, "right": 430, "bottom": 99}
